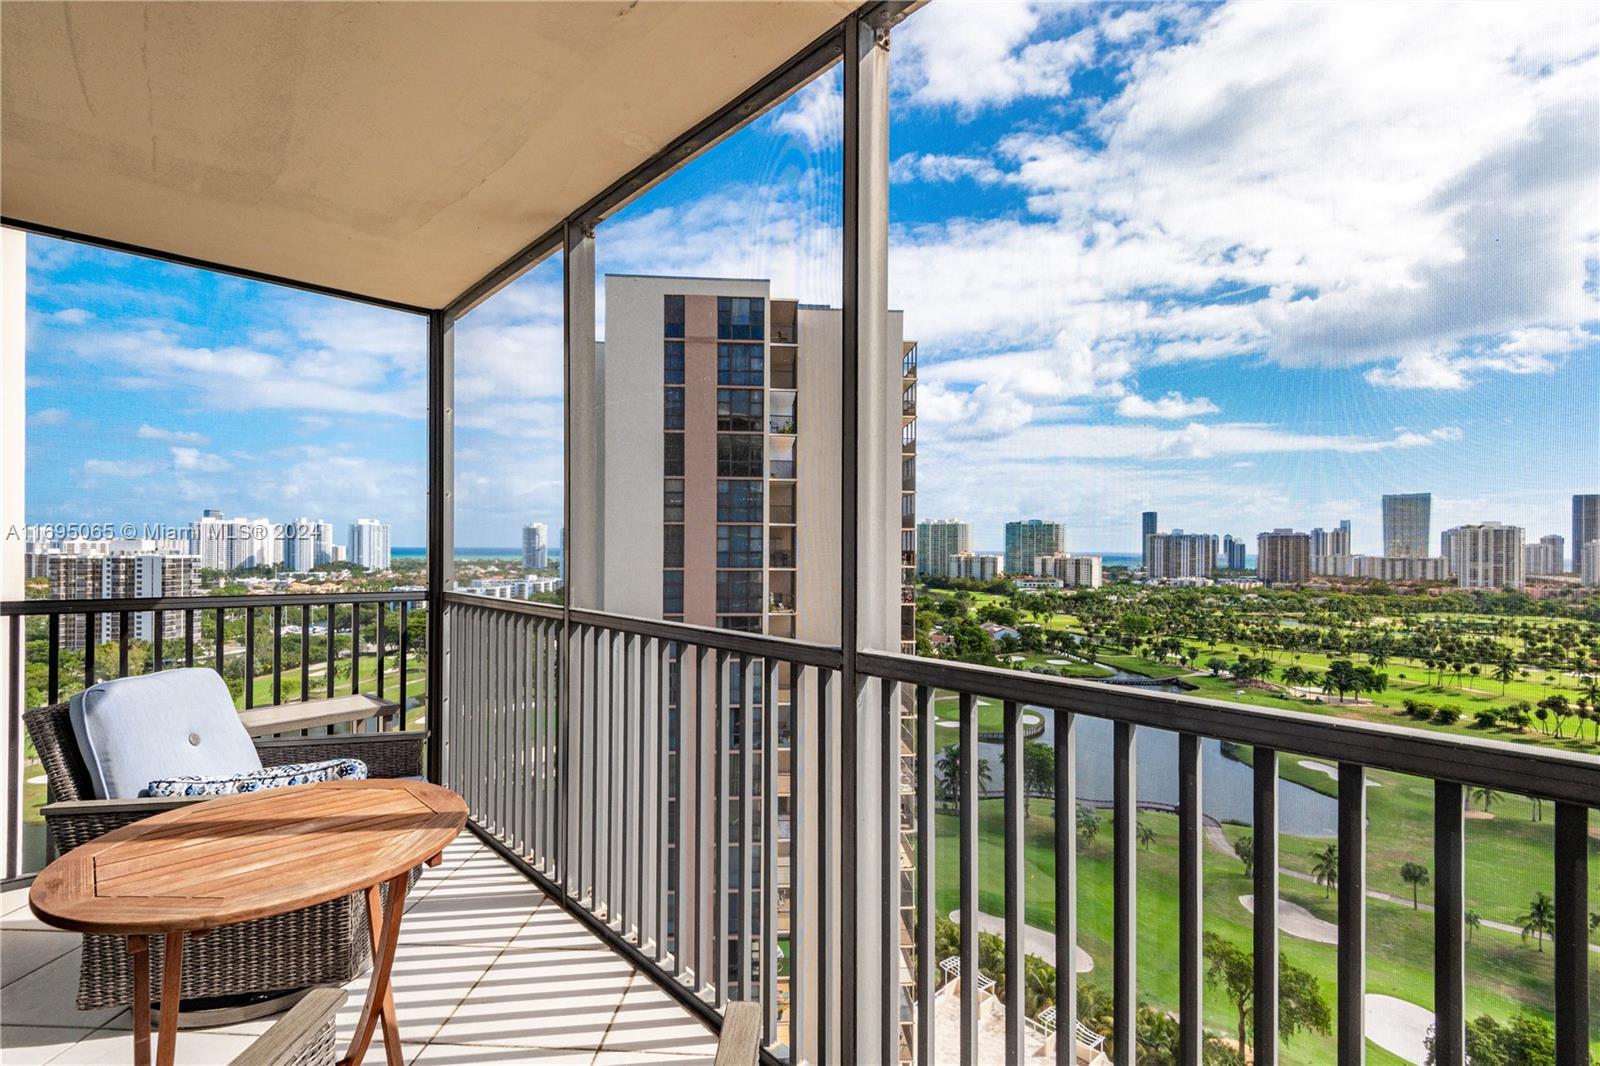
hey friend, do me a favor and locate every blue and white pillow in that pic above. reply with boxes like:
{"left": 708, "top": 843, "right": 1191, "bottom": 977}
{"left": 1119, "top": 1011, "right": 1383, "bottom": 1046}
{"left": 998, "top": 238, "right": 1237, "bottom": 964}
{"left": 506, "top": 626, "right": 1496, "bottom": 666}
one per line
{"left": 144, "top": 758, "right": 367, "bottom": 798}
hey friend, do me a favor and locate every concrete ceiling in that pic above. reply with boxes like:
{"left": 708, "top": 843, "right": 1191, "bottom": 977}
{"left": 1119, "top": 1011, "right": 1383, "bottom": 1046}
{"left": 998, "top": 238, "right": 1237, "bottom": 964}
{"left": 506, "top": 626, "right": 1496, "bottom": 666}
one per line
{"left": 1, "top": 1, "right": 853, "bottom": 310}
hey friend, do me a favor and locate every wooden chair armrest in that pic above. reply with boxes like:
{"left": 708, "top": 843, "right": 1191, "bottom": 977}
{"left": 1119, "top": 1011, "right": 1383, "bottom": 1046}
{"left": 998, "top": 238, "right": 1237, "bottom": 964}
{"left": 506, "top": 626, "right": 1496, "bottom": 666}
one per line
{"left": 229, "top": 986, "right": 347, "bottom": 1066}
{"left": 239, "top": 694, "right": 403, "bottom": 738}
{"left": 40, "top": 796, "right": 204, "bottom": 819}
{"left": 715, "top": 1001, "right": 762, "bottom": 1065}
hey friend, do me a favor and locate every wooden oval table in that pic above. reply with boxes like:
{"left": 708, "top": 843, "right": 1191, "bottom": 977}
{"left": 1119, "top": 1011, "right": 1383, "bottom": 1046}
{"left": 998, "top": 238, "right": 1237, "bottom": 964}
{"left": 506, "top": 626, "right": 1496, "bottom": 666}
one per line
{"left": 29, "top": 779, "right": 467, "bottom": 1066}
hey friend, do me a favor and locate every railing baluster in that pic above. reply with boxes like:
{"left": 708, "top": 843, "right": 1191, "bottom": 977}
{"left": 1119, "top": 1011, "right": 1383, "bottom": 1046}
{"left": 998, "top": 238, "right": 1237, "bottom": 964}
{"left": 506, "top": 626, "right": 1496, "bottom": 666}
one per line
{"left": 376, "top": 602, "right": 386, "bottom": 703}
{"left": 818, "top": 666, "right": 835, "bottom": 1066}
{"left": 1113, "top": 721, "right": 1137, "bottom": 1066}
{"left": 522, "top": 615, "right": 533, "bottom": 858}
{"left": 959, "top": 689, "right": 977, "bottom": 1066}
{"left": 1055, "top": 709, "right": 1076, "bottom": 1066}
{"left": 882, "top": 678, "right": 900, "bottom": 1066}
{"left": 324, "top": 605, "right": 334, "bottom": 699}
{"left": 85, "top": 612, "right": 96, "bottom": 688}
{"left": 916, "top": 685, "right": 934, "bottom": 1066}
{"left": 350, "top": 603, "right": 361, "bottom": 696}
{"left": 184, "top": 609, "right": 194, "bottom": 669}
{"left": 301, "top": 605, "right": 310, "bottom": 704}
{"left": 598, "top": 629, "right": 611, "bottom": 915}
{"left": 1554, "top": 802, "right": 1589, "bottom": 1066}
{"left": 622, "top": 632, "right": 636, "bottom": 935}
{"left": 153, "top": 610, "right": 163, "bottom": 674}
{"left": 657, "top": 639, "right": 671, "bottom": 963}
{"left": 244, "top": 607, "right": 255, "bottom": 709}
{"left": 1433, "top": 780, "right": 1465, "bottom": 1065}
{"left": 716, "top": 650, "right": 732, "bottom": 1007}
{"left": 762, "top": 656, "right": 778, "bottom": 1048}
{"left": 47, "top": 614, "right": 59, "bottom": 704}
{"left": 741, "top": 654, "right": 756, "bottom": 1004}
{"left": 1178, "top": 733, "right": 1203, "bottom": 1066}
{"left": 792, "top": 664, "right": 811, "bottom": 1064}
{"left": 1337, "top": 763, "right": 1366, "bottom": 1066}
{"left": 1004, "top": 698, "right": 1024, "bottom": 1066}
{"left": 399, "top": 602, "right": 409, "bottom": 724}
{"left": 695, "top": 644, "right": 710, "bottom": 997}
{"left": 1253, "top": 748, "right": 1280, "bottom": 1066}
{"left": 118, "top": 611, "right": 130, "bottom": 678}
{"left": 640, "top": 635, "right": 657, "bottom": 951}
{"left": 272, "top": 604, "right": 282, "bottom": 705}
{"left": 214, "top": 608, "right": 223, "bottom": 679}
{"left": 7, "top": 617, "right": 22, "bottom": 879}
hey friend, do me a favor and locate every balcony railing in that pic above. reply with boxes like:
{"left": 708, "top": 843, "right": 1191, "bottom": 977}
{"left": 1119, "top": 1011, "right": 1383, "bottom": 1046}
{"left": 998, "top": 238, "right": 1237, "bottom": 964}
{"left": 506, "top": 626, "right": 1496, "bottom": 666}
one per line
{"left": 770, "top": 460, "right": 796, "bottom": 479}
{"left": 432, "top": 597, "right": 1598, "bottom": 1066}
{"left": 7, "top": 592, "right": 1597, "bottom": 1065}
{"left": 2, "top": 590, "right": 427, "bottom": 877}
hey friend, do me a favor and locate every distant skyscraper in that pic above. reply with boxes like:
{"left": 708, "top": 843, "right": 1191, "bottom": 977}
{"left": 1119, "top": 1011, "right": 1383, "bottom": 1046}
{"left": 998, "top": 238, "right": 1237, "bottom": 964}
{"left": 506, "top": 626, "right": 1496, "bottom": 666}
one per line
{"left": 917, "top": 520, "right": 971, "bottom": 578}
{"left": 284, "top": 518, "right": 334, "bottom": 572}
{"left": 1146, "top": 532, "right": 1215, "bottom": 580}
{"left": 1222, "top": 534, "right": 1248, "bottom": 571}
{"left": 1444, "top": 522, "right": 1524, "bottom": 589}
{"left": 1257, "top": 529, "right": 1312, "bottom": 584}
{"left": 1141, "top": 511, "right": 1158, "bottom": 568}
{"left": 1332, "top": 519, "right": 1352, "bottom": 556}
{"left": 1523, "top": 535, "right": 1564, "bottom": 577}
{"left": 348, "top": 519, "right": 391, "bottom": 570}
{"left": 1573, "top": 495, "right": 1599, "bottom": 573}
{"left": 522, "top": 522, "right": 549, "bottom": 570}
{"left": 1006, "top": 520, "right": 1063, "bottom": 576}
{"left": 1581, "top": 540, "right": 1600, "bottom": 587}
{"left": 1382, "top": 494, "right": 1431, "bottom": 558}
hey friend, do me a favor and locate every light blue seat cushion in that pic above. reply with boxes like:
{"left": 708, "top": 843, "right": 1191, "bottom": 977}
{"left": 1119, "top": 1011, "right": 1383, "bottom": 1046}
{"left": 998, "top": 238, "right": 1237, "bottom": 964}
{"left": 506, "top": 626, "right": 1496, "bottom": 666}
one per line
{"left": 69, "top": 668, "right": 262, "bottom": 800}
{"left": 145, "top": 757, "right": 367, "bottom": 798}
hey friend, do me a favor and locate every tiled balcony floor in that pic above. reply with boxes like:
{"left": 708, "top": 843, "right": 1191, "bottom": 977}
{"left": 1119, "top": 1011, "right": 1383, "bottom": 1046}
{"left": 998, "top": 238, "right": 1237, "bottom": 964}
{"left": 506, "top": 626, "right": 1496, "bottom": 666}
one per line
{"left": 1, "top": 837, "right": 720, "bottom": 1065}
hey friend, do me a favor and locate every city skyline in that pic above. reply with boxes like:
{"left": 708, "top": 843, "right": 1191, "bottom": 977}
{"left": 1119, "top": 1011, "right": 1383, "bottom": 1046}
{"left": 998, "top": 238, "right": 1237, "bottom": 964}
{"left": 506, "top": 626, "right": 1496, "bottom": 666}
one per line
{"left": 18, "top": 2, "right": 1597, "bottom": 553}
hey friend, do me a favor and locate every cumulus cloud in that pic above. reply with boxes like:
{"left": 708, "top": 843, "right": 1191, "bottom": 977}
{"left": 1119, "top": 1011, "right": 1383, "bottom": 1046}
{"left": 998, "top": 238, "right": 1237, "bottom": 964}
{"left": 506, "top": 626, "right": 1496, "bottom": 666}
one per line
{"left": 771, "top": 76, "right": 842, "bottom": 150}
{"left": 894, "top": 2, "right": 1095, "bottom": 113}
{"left": 169, "top": 447, "right": 230, "bottom": 473}
{"left": 1115, "top": 391, "right": 1219, "bottom": 419}
{"left": 138, "top": 424, "right": 207, "bottom": 444}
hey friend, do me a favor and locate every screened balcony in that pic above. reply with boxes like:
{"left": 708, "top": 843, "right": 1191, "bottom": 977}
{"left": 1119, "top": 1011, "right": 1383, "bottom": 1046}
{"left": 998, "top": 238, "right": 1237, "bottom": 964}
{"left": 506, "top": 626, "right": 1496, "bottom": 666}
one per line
{"left": 3, "top": 3, "right": 1598, "bottom": 1066}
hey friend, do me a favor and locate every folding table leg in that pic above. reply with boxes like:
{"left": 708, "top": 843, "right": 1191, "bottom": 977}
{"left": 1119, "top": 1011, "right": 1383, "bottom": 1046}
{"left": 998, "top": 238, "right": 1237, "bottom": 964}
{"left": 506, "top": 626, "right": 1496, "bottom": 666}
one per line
{"left": 129, "top": 935, "right": 152, "bottom": 1066}
{"left": 339, "top": 873, "right": 410, "bottom": 1066}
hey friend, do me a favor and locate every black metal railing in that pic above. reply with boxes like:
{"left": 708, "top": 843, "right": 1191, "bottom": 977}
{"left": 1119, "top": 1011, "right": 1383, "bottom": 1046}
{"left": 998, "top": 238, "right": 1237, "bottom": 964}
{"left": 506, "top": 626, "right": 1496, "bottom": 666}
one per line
{"left": 440, "top": 597, "right": 1597, "bottom": 1066}
{"left": 2, "top": 590, "right": 427, "bottom": 878}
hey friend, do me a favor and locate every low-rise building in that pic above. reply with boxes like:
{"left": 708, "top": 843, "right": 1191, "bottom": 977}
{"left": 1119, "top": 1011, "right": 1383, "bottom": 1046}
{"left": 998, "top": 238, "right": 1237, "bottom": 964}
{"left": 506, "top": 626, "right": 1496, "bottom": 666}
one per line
{"left": 1034, "top": 552, "right": 1102, "bottom": 588}
{"left": 946, "top": 551, "right": 1002, "bottom": 582}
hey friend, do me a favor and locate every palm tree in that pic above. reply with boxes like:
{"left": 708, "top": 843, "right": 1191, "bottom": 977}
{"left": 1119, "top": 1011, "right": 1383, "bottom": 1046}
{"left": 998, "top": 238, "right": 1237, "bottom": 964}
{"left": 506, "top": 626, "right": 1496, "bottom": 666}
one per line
{"left": 1494, "top": 657, "right": 1516, "bottom": 694}
{"left": 1518, "top": 891, "right": 1556, "bottom": 951}
{"left": 1310, "top": 844, "right": 1338, "bottom": 898}
{"left": 1399, "top": 862, "right": 1430, "bottom": 909}
{"left": 1470, "top": 786, "right": 1501, "bottom": 813}
{"left": 1465, "top": 910, "right": 1481, "bottom": 945}
{"left": 1136, "top": 821, "right": 1157, "bottom": 851}
{"left": 935, "top": 742, "right": 991, "bottom": 810}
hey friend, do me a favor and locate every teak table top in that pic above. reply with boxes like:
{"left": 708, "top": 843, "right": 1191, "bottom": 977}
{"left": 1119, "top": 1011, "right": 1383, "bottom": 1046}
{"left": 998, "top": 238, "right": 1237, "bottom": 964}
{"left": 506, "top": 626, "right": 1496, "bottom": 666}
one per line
{"left": 29, "top": 779, "right": 467, "bottom": 936}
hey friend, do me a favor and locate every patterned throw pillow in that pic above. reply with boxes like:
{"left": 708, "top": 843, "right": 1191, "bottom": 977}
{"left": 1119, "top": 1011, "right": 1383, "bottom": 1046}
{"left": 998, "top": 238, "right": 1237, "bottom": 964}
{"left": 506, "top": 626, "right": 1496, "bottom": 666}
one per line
{"left": 144, "top": 757, "right": 367, "bottom": 797}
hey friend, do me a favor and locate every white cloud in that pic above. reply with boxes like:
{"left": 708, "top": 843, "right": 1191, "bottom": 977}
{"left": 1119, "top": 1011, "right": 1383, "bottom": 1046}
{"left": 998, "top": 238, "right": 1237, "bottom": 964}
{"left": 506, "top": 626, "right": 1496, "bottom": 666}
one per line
{"left": 28, "top": 407, "right": 69, "bottom": 427}
{"left": 894, "top": 2, "right": 1094, "bottom": 113}
{"left": 50, "top": 308, "right": 92, "bottom": 325}
{"left": 1115, "top": 391, "right": 1219, "bottom": 419}
{"left": 890, "top": 152, "right": 1008, "bottom": 186}
{"left": 137, "top": 424, "right": 207, "bottom": 444}
{"left": 80, "top": 458, "right": 157, "bottom": 480}
{"left": 169, "top": 447, "right": 230, "bottom": 473}
{"left": 771, "top": 76, "right": 841, "bottom": 150}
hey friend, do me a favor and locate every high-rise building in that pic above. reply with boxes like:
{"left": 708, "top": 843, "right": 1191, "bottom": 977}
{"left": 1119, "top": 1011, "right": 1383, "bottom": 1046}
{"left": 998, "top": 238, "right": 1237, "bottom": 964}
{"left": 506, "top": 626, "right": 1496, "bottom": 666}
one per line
{"left": 585, "top": 275, "right": 916, "bottom": 1009}
{"left": 1146, "top": 533, "right": 1215, "bottom": 580}
{"left": 1257, "top": 529, "right": 1312, "bottom": 584}
{"left": 1312, "top": 554, "right": 1451, "bottom": 581}
{"left": 1221, "top": 534, "right": 1248, "bottom": 571}
{"left": 1035, "top": 553, "right": 1102, "bottom": 588}
{"left": 522, "top": 522, "right": 549, "bottom": 570}
{"left": 916, "top": 520, "right": 970, "bottom": 578}
{"left": 191, "top": 511, "right": 278, "bottom": 571}
{"left": 1523, "top": 534, "right": 1565, "bottom": 577}
{"left": 1005, "top": 520, "right": 1063, "bottom": 577}
{"left": 1573, "top": 496, "right": 1599, "bottom": 573}
{"left": 1443, "top": 522, "right": 1525, "bottom": 589}
{"left": 284, "top": 518, "right": 334, "bottom": 572}
{"left": 348, "top": 519, "right": 391, "bottom": 570}
{"left": 1382, "top": 493, "right": 1431, "bottom": 558}
{"left": 947, "top": 552, "right": 1002, "bottom": 581}
{"left": 1581, "top": 540, "right": 1600, "bottom": 587}
{"left": 1141, "top": 511, "right": 1158, "bottom": 569}
{"left": 47, "top": 552, "right": 198, "bottom": 648}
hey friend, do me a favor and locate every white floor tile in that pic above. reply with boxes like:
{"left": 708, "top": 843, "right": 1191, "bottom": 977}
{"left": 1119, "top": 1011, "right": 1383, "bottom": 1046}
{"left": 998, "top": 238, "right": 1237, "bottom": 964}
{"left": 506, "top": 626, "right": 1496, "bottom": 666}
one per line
{"left": 507, "top": 901, "right": 608, "bottom": 952}
{"left": 412, "top": 1045, "right": 598, "bottom": 1065}
{"left": 39, "top": 1026, "right": 257, "bottom": 1065}
{"left": 429, "top": 947, "right": 634, "bottom": 1050}
{"left": 0, "top": 951, "right": 123, "bottom": 1029}
{"left": 597, "top": 979, "right": 717, "bottom": 1059}
{"left": 2, "top": 930, "right": 80, "bottom": 989}
{"left": 0, "top": 1025, "right": 98, "bottom": 1066}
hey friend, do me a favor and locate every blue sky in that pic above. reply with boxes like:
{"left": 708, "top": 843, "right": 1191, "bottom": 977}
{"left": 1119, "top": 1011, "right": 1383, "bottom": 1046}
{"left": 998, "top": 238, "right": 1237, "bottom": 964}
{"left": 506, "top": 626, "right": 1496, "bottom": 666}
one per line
{"left": 25, "top": 1, "right": 1599, "bottom": 554}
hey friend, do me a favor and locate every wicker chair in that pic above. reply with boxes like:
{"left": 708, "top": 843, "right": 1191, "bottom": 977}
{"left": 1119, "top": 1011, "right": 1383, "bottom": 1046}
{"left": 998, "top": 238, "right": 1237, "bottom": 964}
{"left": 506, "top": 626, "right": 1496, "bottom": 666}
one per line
{"left": 24, "top": 698, "right": 428, "bottom": 1016}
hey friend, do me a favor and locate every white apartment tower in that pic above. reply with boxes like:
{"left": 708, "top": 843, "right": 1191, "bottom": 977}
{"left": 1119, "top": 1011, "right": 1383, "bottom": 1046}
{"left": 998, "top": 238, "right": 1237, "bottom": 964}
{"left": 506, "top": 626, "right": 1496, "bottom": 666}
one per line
{"left": 1146, "top": 532, "right": 1216, "bottom": 580}
{"left": 1523, "top": 534, "right": 1565, "bottom": 577}
{"left": 347, "top": 519, "right": 391, "bottom": 570}
{"left": 1444, "top": 522, "right": 1525, "bottom": 589}
{"left": 284, "top": 518, "right": 334, "bottom": 572}
{"left": 522, "top": 523, "right": 549, "bottom": 570}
